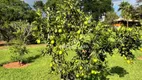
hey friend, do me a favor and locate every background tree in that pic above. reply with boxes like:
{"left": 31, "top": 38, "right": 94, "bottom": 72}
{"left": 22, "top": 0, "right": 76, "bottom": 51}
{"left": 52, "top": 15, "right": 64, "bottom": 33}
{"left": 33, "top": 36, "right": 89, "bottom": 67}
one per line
{"left": 0, "top": 0, "right": 37, "bottom": 42}
{"left": 33, "top": 1, "right": 44, "bottom": 10}
{"left": 104, "top": 11, "right": 119, "bottom": 24}
{"left": 134, "top": 5, "right": 142, "bottom": 20}
{"left": 45, "top": 0, "right": 113, "bottom": 21}
{"left": 0, "top": 0, "right": 35, "bottom": 23}
{"left": 118, "top": 2, "right": 134, "bottom": 27}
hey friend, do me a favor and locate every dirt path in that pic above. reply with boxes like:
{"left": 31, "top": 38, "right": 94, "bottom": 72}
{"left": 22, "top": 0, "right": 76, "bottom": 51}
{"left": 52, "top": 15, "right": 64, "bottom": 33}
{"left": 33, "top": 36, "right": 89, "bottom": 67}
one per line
{"left": 3, "top": 62, "right": 30, "bottom": 69}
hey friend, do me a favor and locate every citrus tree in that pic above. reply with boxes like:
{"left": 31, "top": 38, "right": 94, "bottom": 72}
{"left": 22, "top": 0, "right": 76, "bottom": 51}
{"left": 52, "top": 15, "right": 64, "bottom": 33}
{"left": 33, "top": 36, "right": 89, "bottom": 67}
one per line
{"left": 31, "top": 8, "right": 48, "bottom": 44}
{"left": 43, "top": 0, "right": 142, "bottom": 79}
{"left": 9, "top": 21, "right": 32, "bottom": 64}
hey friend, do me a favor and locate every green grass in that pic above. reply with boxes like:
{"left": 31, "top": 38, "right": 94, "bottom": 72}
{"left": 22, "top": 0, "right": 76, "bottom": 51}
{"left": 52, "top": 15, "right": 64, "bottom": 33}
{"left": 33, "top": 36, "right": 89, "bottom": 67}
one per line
{"left": 0, "top": 45, "right": 59, "bottom": 80}
{"left": 107, "top": 50, "right": 142, "bottom": 80}
{"left": 0, "top": 45, "right": 142, "bottom": 80}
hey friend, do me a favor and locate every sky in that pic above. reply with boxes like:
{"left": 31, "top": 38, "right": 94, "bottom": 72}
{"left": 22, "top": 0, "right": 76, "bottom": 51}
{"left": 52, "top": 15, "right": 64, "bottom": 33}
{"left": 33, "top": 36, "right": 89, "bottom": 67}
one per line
{"left": 24, "top": 0, "right": 47, "bottom": 6}
{"left": 112, "top": 0, "right": 137, "bottom": 16}
{"left": 24, "top": 0, "right": 137, "bottom": 16}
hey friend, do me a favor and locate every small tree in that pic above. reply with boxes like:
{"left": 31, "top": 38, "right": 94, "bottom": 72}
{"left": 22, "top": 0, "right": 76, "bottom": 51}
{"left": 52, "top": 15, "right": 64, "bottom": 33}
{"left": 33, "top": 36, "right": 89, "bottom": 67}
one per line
{"left": 9, "top": 21, "right": 32, "bottom": 64}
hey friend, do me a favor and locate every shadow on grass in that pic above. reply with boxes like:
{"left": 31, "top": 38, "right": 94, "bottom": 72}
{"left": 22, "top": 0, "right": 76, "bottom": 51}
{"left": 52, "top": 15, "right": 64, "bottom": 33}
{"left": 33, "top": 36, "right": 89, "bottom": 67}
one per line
{"left": 22, "top": 54, "right": 42, "bottom": 64}
{"left": 0, "top": 61, "right": 11, "bottom": 66}
{"left": 84, "top": 66, "right": 128, "bottom": 80}
{"left": 0, "top": 54, "right": 42, "bottom": 67}
{"left": 110, "top": 66, "right": 128, "bottom": 77}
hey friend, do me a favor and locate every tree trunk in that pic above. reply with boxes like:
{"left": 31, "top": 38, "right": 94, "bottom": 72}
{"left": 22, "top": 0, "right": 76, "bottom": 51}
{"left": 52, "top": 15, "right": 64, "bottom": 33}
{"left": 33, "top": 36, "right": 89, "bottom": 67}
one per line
{"left": 127, "top": 20, "right": 129, "bottom": 27}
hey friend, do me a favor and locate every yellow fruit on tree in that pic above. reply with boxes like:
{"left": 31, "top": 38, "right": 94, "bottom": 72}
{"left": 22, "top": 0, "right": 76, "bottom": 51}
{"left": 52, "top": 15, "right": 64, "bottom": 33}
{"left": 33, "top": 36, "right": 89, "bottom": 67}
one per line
{"left": 93, "top": 58, "right": 98, "bottom": 63}
{"left": 75, "top": 60, "right": 78, "bottom": 63}
{"left": 140, "top": 48, "right": 142, "bottom": 52}
{"left": 36, "top": 39, "right": 40, "bottom": 44}
{"left": 81, "top": 73, "right": 84, "bottom": 76}
{"left": 58, "top": 29, "right": 62, "bottom": 33}
{"left": 76, "top": 74, "right": 79, "bottom": 78}
{"left": 84, "top": 21, "right": 88, "bottom": 25}
{"left": 77, "top": 30, "right": 81, "bottom": 34}
{"left": 79, "top": 66, "right": 83, "bottom": 70}
{"left": 127, "top": 60, "right": 131, "bottom": 64}
{"left": 50, "top": 63, "right": 53, "bottom": 67}
{"left": 91, "top": 70, "right": 96, "bottom": 74}
{"left": 51, "top": 40, "right": 55, "bottom": 44}
{"left": 59, "top": 51, "right": 63, "bottom": 55}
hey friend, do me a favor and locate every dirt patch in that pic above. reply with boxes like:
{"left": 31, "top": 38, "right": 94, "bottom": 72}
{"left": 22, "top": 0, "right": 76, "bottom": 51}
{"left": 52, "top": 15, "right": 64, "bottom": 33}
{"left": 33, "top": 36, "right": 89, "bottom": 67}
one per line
{"left": 137, "top": 57, "right": 142, "bottom": 60}
{"left": 3, "top": 62, "right": 30, "bottom": 69}
{"left": 27, "top": 44, "right": 46, "bottom": 48}
{"left": 0, "top": 41, "right": 6, "bottom": 45}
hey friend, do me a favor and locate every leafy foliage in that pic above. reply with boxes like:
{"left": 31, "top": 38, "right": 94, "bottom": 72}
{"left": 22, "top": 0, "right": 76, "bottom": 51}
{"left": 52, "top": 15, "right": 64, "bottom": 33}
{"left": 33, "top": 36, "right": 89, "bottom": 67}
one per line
{"left": 33, "top": 1, "right": 44, "bottom": 10}
{"left": 118, "top": 2, "right": 134, "bottom": 20}
{"left": 104, "top": 11, "right": 119, "bottom": 24}
{"left": 0, "top": 0, "right": 35, "bottom": 23}
{"left": 43, "top": 0, "right": 142, "bottom": 80}
{"left": 0, "top": 0, "right": 38, "bottom": 42}
{"left": 45, "top": 0, "right": 113, "bottom": 21}
{"left": 80, "top": 0, "right": 113, "bottom": 20}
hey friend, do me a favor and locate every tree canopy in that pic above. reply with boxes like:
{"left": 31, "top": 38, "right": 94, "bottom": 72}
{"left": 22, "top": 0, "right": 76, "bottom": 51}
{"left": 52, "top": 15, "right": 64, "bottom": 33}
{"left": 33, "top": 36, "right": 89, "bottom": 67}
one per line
{"left": 0, "top": 0, "right": 37, "bottom": 24}
{"left": 0, "top": 0, "right": 38, "bottom": 41}
{"left": 118, "top": 1, "right": 134, "bottom": 20}
{"left": 45, "top": 0, "right": 113, "bottom": 21}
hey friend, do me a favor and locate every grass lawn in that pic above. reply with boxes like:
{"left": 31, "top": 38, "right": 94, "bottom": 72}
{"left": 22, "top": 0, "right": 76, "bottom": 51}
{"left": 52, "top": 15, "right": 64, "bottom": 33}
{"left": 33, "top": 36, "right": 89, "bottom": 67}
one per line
{"left": 0, "top": 45, "right": 142, "bottom": 80}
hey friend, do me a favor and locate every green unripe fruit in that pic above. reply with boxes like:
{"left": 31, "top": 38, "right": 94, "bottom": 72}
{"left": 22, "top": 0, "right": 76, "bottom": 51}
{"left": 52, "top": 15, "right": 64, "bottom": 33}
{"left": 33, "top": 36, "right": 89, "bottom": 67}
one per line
{"left": 50, "top": 36, "right": 55, "bottom": 40}
{"left": 55, "top": 29, "right": 58, "bottom": 33}
{"left": 108, "top": 37, "right": 115, "bottom": 43}
{"left": 32, "top": 21, "right": 37, "bottom": 24}
{"left": 62, "top": 70, "right": 65, "bottom": 74}
{"left": 127, "top": 28, "right": 132, "bottom": 31}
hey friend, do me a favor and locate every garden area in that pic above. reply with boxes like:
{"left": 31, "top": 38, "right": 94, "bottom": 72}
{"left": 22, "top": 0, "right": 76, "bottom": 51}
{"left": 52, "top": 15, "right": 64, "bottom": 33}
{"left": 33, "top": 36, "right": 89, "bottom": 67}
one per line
{"left": 0, "top": 0, "right": 142, "bottom": 80}
{"left": 0, "top": 44, "right": 142, "bottom": 80}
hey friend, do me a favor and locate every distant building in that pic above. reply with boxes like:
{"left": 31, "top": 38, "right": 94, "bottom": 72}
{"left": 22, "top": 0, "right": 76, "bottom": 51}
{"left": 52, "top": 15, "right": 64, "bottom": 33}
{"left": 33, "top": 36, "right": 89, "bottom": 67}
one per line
{"left": 113, "top": 18, "right": 141, "bottom": 27}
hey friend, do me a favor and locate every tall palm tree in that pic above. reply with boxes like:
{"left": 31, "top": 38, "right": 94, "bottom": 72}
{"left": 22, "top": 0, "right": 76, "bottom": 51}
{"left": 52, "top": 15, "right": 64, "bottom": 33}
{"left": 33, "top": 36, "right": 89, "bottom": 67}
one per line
{"left": 118, "top": 1, "right": 134, "bottom": 27}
